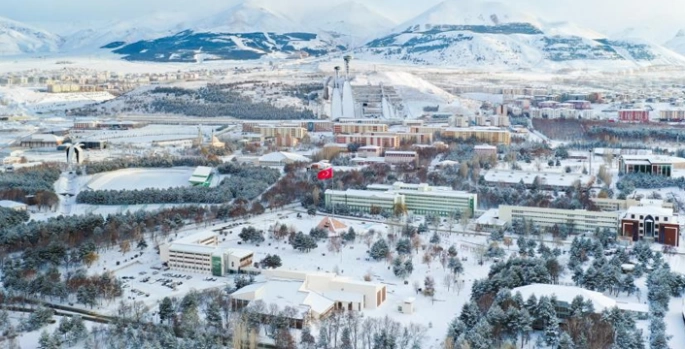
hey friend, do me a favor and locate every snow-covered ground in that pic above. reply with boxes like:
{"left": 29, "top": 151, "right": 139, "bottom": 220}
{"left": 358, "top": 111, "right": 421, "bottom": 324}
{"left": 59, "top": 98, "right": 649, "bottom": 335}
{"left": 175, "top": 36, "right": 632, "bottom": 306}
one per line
{"left": 85, "top": 167, "right": 195, "bottom": 191}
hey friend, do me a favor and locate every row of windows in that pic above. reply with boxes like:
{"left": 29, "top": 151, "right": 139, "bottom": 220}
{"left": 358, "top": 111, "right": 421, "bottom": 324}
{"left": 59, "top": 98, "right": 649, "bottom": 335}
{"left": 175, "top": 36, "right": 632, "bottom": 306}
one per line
{"left": 629, "top": 214, "right": 669, "bottom": 222}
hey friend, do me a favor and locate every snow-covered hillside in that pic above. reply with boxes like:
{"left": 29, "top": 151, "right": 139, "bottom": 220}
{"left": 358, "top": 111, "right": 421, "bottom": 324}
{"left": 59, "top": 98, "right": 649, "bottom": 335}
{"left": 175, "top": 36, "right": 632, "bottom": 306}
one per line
{"left": 306, "top": 1, "right": 396, "bottom": 45}
{"left": 0, "top": 16, "right": 63, "bottom": 55}
{"left": 357, "top": 0, "right": 685, "bottom": 70}
{"left": 191, "top": 0, "right": 303, "bottom": 34}
{"left": 665, "top": 29, "right": 685, "bottom": 56}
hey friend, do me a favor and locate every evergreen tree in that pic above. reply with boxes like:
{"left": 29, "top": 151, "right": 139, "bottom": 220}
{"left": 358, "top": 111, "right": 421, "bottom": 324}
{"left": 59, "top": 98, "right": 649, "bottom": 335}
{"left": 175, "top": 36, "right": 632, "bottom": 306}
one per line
{"left": 459, "top": 302, "right": 481, "bottom": 329}
{"left": 205, "top": 299, "right": 223, "bottom": 330}
{"left": 649, "top": 314, "right": 671, "bottom": 349}
{"left": 558, "top": 332, "right": 575, "bottom": 349}
{"left": 159, "top": 297, "right": 174, "bottom": 324}
{"left": 448, "top": 257, "right": 463, "bottom": 276}
{"left": 372, "top": 330, "right": 396, "bottom": 349}
{"left": 343, "top": 228, "right": 356, "bottom": 242}
{"left": 465, "top": 319, "right": 493, "bottom": 349}
{"left": 537, "top": 296, "right": 560, "bottom": 346}
{"left": 448, "top": 245, "right": 458, "bottom": 257}
{"left": 396, "top": 238, "right": 412, "bottom": 255}
{"left": 429, "top": 232, "right": 441, "bottom": 244}
{"left": 369, "top": 239, "right": 389, "bottom": 261}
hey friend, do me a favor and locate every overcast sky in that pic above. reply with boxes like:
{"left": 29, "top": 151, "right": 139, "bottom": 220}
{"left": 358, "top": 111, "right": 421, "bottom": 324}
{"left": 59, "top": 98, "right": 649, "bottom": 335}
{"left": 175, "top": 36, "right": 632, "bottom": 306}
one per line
{"left": 3, "top": 0, "right": 684, "bottom": 41}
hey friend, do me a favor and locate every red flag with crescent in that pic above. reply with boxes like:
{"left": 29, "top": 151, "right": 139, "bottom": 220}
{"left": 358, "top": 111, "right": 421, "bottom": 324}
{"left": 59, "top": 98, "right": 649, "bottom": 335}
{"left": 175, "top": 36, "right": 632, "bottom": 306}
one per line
{"left": 317, "top": 167, "right": 333, "bottom": 180}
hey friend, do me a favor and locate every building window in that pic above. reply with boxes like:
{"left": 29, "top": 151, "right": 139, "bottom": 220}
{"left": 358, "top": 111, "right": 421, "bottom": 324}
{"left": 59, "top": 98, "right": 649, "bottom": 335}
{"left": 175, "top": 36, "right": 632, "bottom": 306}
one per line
{"left": 631, "top": 214, "right": 635, "bottom": 219}
{"left": 664, "top": 217, "right": 668, "bottom": 222}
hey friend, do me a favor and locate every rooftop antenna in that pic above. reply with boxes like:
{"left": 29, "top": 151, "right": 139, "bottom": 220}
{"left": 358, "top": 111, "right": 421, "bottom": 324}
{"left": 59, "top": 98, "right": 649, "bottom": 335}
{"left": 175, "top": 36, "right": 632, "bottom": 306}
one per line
{"left": 343, "top": 55, "right": 352, "bottom": 79}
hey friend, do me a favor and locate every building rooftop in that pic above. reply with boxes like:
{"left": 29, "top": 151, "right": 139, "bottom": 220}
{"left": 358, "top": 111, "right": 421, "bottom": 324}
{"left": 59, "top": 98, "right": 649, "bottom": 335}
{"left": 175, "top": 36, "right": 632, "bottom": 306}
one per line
{"left": 325, "top": 189, "right": 400, "bottom": 200}
{"left": 259, "top": 152, "right": 311, "bottom": 163}
{"left": 484, "top": 170, "right": 593, "bottom": 187}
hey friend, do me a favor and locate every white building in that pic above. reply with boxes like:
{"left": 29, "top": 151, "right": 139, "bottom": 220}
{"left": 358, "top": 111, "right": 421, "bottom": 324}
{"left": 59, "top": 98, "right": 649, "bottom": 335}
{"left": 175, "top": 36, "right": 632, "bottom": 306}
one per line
{"left": 484, "top": 170, "right": 594, "bottom": 189}
{"left": 230, "top": 269, "right": 387, "bottom": 326}
{"left": 189, "top": 166, "right": 213, "bottom": 187}
{"left": 258, "top": 152, "right": 311, "bottom": 167}
{"left": 327, "top": 182, "right": 476, "bottom": 217}
{"left": 325, "top": 189, "right": 404, "bottom": 214}
{"left": 498, "top": 205, "right": 619, "bottom": 233}
{"left": 159, "top": 231, "right": 253, "bottom": 276}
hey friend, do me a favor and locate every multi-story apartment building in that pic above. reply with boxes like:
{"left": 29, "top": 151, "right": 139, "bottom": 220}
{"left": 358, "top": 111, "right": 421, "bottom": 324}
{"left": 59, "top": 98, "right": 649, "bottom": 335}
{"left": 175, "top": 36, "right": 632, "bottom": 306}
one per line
{"left": 334, "top": 133, "right": 399, "bottom": 149}
{"left": 333, "top": 123, "right": 388, "bottom": 134}
{"left": 619, "top": 109, "right": 650, "bottom": 123}
{"left": 498, "top": 205, "right": 619, "bottom": 233}
{"left": 659, "top": 109, "right": 685, "bottom": 121}
{"left": 159, "top": 232, "right": 253, "bottom": 276}
{"left": 257, "top": 125, "right": 308, "bottom": 139}
{"left": 441, "top": 127, "right": 511, "bottom": 145}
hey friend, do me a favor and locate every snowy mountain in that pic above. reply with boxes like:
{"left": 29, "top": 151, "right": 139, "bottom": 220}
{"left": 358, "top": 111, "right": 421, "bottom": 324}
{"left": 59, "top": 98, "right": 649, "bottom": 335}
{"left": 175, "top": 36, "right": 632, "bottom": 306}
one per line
{"left": 108, "top": 1, "right": 344, "bottom": 62}
{"left": 60, "top": 13, "right": 189, "bottom": 52}
{"left": 191, "top": 0, "right": 303, "bottom": 34}
{"left": 0, "top": 16, "right": 63, "bottom": 55}
{"left": 665, "top": 29, "right": 685, "bottom": 56}
{"left": 305, "top": 2, "right": 396, "bottom": 45}
{"left": 358, "top": 0, "right": 685, "bottom": 70}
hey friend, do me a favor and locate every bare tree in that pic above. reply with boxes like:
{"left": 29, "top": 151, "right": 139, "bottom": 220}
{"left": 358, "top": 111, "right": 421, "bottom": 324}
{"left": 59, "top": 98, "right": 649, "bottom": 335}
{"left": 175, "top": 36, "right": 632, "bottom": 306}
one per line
{"left": 422, "top": 251, "right": 433, "bottom": 269}
{"left": 443, "top": 274, "right": 454, "bottom": 292}
{"left": 411, "top": 234, "right": 422, "bottom": 254}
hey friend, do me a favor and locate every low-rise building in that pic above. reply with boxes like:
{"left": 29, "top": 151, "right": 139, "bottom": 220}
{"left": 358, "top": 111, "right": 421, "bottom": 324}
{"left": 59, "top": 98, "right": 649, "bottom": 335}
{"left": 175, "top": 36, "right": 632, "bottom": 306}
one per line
{"left": 19, "top": 134, "right": 64, "bottom": 148}
{"left": 384, "top": 151, "right": 418, "bottom": 165}
{"left": 620, "top": 202, "right": 680, "bottom": 246}
{"left": 357, "top": 145, "right": 382, "bottom": 158}
{"left": 619, "top": 155, "right": 685, "bottom": 177}
{"left": 159, "top": 232, "right": 254, "bottom": 276}
{"left": 498, "top": 205, "right": 619, "bottom": 233}
{"left": 474, "top": 144, "right": 497, "bottom": 157}
{"left": 484, "top": 170, "right": 594, "bottom": 190}
{"left": 258, "top": 152, "right": 311, "bottom": 167}
{"left": 230, "top": 269, "right": 387, "bottom": 326}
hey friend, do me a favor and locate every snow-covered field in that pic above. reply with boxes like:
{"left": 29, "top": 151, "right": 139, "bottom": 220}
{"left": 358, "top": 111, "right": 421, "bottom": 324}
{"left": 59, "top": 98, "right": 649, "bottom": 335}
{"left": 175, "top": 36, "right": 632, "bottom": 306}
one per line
{"left": 85, "top": 167, "right": 195, "bottom": 191}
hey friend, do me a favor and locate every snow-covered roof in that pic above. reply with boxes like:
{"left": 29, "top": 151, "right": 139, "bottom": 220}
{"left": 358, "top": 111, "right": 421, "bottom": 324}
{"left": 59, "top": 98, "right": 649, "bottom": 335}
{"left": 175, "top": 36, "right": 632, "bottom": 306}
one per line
{"left": 325, "top": 189, "right": 400, "bottom": 200}
{"left": 474, "top": 144, "right": 497, "bottom": 150}
{"left": 623, "top": 205, "right": 675, "bottom": 218}
{"left": 0, "top": 200, "right": 27, "bottom": 209}
{"left": 259, "top": 152, "right": 311, "bottom": 163}
{"left": 385, "top": 151, "right": 417, "bottom": 155}
{"left": 22, "top": 134, "right": 63, "bottom": 142}
{"left": 620, "top": 155, "right": 685, "bottom": 164}
{"left": 173, "top": 231, "right": 217, "bottom": 245}
{"left": 351, "top": 157, "right": 385, "bottom": 163}
{"left": 484, "top": 170, "right": 593, "bottom": 187}
{"left": 227, "top": 248, "right": 253, "bottom": 259}
{"left": 191, "top": 166, "right": 213, "bottom": 178}
{"left": 512, "top": 284, "right": 617, "bottom": 312}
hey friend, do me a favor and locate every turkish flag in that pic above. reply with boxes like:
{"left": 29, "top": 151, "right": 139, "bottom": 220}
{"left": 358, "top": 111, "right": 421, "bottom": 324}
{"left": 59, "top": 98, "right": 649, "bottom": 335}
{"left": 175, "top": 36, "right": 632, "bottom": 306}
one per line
{"left": 317, "top": 167, "right": 333, "bottom": 180}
